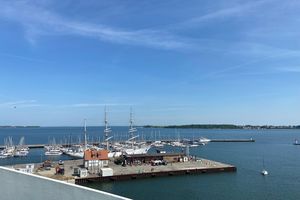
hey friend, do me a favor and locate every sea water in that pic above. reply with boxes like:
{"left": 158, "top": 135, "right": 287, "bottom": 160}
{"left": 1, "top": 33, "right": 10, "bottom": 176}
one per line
{"left": 0, "top": 127, "right": 299, "bottom": 199}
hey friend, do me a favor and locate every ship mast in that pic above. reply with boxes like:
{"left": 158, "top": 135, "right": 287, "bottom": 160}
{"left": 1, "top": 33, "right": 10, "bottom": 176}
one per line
{"left": 129, "top": 107, "right": 137, "bottom": 148}
{"left": 104, "top": 106, "right": 111, "bottom": 150}
{"left": 84, "top": 118, "right": 87, "bottom": 150}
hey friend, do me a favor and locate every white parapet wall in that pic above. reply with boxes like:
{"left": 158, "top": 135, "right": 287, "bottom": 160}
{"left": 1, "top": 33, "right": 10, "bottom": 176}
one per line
{"left": 0, "top": 167, "right": 130, "bottom": 200}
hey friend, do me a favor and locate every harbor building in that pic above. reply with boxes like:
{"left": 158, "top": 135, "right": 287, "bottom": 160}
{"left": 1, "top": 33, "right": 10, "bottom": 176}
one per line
{"left": 84, "top": 149, "right": 109, "bottom": 174}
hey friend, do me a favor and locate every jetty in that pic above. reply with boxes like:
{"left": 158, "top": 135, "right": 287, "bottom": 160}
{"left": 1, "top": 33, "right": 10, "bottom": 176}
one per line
{"left": 9, "top": 156, "right": 236, "bottom": 185}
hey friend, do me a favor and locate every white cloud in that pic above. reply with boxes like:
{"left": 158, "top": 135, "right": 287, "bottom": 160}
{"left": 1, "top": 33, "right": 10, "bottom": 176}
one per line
{"left": 169, "top": 0, "right": 272, "bottom": 29}
{"left": 0, "top": 1, "right": 191, "bottom": 50}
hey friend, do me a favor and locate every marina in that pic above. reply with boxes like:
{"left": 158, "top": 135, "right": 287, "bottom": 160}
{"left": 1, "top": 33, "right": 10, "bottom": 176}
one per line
{"left": 0, "top": 138, "right": 255, "bottom": 150}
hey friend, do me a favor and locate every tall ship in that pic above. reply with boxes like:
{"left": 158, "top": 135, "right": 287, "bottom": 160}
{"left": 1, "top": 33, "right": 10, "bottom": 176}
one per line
{"left": 124, "top": 108, "right": 151, "bottom": 155}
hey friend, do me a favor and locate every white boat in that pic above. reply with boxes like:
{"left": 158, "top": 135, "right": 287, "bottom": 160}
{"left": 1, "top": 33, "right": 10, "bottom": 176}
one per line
{"left": 14, "top": 149, "right": 29, "bottom": 157}
{"left": 44, "top": 138, "right": 62, "bottom": 156}
{"left": 0, "top": 137, "right": 15, "bottom": 158}
{"left": 108, "top": 151, "right": 122, "bottom": 158}
{"left": 293, "top": 139, "right": 300, "bottom": 145}
{"left": 123, "top": 108, "right": 151, "bottom": 155}
{"left": 261, "top": 158, "right": 268, "bottom": 176}
{"left": 63, "top": 144, "right": 84, "bottom": 158}
{"left": 261, "top": 169, "right": 268, "bottom": 176}
{"left": 45, "top": 150, "right": 62, "bottom": 156}
{"left": 199, "top": 137, "right": 211, "bottom": 143}
{"left": 14, "top": 137, "right": 29, "bottom": 157}
{"left": 124, "top": 145, "right": 151, "bottom": 155}
{"left": 152, "top": 141, "right": 164, "bottom": 147}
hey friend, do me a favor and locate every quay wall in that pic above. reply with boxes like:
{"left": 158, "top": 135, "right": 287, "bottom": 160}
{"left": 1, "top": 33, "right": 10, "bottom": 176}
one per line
{"left": 0, "top": 167, "right": 130, "bottom": 200}
{"left": 76, "top": 166, "right": 237, "bottom": 184}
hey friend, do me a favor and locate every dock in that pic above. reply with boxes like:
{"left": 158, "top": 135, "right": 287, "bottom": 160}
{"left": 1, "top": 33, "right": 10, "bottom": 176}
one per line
{"left": 75, "top": 160, "right": 236, "bottom": 184}
{"left": 9, "top": 157, "right": 236, "bottom": 184}
{"left": 32, "top": 158, "right": 235, "bottom": 184}
{"left": 210, "top": 138, "right": 255, "bottom": 142}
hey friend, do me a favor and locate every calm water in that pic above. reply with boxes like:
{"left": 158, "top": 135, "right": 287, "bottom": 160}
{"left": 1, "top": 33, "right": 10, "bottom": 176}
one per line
{"left": 1, "top": 127, "right": 300, "bottom": 199}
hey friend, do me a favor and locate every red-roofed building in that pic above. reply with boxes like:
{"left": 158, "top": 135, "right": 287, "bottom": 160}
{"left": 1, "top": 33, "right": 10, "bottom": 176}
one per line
{"left": 84, "top": 149, "right": 109, "bottom": 174}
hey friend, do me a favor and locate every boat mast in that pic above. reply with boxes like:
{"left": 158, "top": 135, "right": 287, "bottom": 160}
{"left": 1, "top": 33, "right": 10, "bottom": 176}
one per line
{"left": 129, "top": 107, "right": 137, "bottom": 148}
{"left": 104, "top": 106, "right": 111, "bottom": 150}
{"left": 84, "top": 119, "right": 87, "bottom": 150}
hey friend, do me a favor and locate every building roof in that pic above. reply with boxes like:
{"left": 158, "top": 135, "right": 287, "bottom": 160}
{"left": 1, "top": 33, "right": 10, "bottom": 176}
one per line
{"left": 84, "top": 149, "right": 109, "bottom": 161}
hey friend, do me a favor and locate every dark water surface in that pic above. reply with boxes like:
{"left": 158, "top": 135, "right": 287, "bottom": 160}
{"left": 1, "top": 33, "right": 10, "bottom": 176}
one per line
{"left": 1, "top": 127, "right": 300, "bottom": 199}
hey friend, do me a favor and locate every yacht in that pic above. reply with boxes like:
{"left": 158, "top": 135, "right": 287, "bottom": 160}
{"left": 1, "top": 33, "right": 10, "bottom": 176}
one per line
{"left": 199, "top": 137, "right": 211, "bottom": 145}
{"left": 14, "top": 137, "right": 29, "bottom": 157}
{"left": 0, "top": 137, "right": 15, "bottom": 158}
{"left": 44, "top": 138, "right": 62, "bottom": 156}
{"left": 45, "top": 148, "right": 62, "bottom": 156}
{"left": 63, "top": 119, "right": 89, "bottom": 158}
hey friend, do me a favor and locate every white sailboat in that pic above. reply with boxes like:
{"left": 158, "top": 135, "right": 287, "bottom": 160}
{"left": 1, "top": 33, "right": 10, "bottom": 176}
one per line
{"left": 0, "top": 137, "right": 15, "bottom": 158}
{"left": 44, "top": 138, "right": 62, "bottom": 156}
{"left": 64, "top": 119, "right": 89, "bottom": 158}
{"left": 124, "top": 108, "right": 151, "bottom": 155}
{"left": 15, "top": 136, "right": 29, "bottom": 157}
{"left": 102, "top": 107, "right": 123, "bottom": 158}
{"left": 261, "top": 158, "right": 268, "bottom": 176}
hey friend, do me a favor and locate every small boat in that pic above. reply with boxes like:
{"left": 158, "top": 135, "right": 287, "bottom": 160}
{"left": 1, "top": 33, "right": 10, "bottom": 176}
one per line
{"left": 293, "top": 139, "right": 300, "bottom": 145}
{"left": 45, "top": 149, "right": 62, "bottom": 156}
{"left": 199, "top": 137, "right": 211, "bottom": 145}
{"left": 261, "top": 158, "right": 268, "bottom": 176}
{"left": 14, "top": 149, "right": 29, "bottom": 157}
{"left": 261, "top": 169, "right": 268, "bottom": 176}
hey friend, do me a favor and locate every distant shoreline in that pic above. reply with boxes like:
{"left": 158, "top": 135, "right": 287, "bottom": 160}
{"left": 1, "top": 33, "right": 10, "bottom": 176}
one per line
{"left": 143, "top": 124, "right": 300, "bottom": 129}
{"left": 1, "top": 124, "right": 300, "bottom": 130}
{"left": 0, "top": 126, "right": 40, "bottom": 128}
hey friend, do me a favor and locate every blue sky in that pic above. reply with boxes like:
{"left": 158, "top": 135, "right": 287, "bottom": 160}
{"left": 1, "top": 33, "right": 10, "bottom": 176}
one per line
{"left": 0, "top": 0, "right": 300, "bottom": 126}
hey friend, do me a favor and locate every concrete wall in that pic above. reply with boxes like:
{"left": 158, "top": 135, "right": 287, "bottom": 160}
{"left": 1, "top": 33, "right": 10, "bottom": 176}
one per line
{"left": 0, "top": 167, "right": 130, "bottom": 200}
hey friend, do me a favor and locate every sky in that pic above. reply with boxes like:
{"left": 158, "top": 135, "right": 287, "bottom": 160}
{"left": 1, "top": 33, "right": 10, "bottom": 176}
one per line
{"left": 0, "top": 0, "right": 300, "bottom": 126}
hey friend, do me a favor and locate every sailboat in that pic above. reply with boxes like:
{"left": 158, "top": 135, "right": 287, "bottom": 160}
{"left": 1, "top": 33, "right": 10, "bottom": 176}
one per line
{"left": 124, "top": 108, "right": 151, "bottom": 155}
{"left": 44, "top": 138, "right": 62, "bottom": 156}
{"left": 261, "top": 158, "right": 268, "bottom": 176}
{"left": 14, "top": 136, "right": 29, "bottom": 157}
{"left": 63, "top": 119, "right": 89, "bottom": 158}
{"left": 293, "top": 139, "right": 300, "bottom": 145}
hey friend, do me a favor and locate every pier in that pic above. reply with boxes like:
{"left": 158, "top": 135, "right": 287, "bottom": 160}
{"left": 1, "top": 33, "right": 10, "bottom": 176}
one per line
{"left": 11, "top": 158, "right": 236, "bottom": 185}
{"left": 75, "top": 160, "right": 236, "bottom": 184}
{"left": 210, "top": 138, "right": 255, "bottom": 142}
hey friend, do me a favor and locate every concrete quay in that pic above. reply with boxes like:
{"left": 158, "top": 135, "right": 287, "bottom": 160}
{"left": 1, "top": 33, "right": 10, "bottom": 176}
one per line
{"left": 75, "top": 158, "right": 236, "bottom": 184}
{"left": 8, "top": 157, "right": 236, "bottom": 185}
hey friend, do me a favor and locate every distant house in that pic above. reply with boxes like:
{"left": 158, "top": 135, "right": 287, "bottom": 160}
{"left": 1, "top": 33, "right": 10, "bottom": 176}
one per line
{"left": 84, "top": 149, "right": 109, "bottom": 174}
